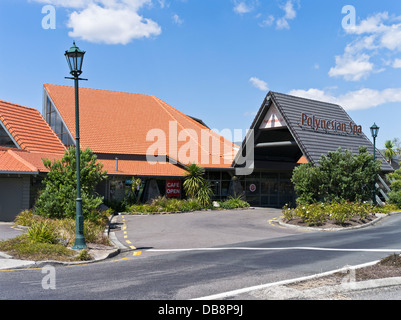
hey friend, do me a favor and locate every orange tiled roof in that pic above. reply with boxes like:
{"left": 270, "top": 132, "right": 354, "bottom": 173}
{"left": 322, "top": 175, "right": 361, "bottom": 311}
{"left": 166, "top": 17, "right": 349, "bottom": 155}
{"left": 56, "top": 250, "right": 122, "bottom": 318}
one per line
{"left": 0, "top": 146, "right": 184, "bottom": 177}
{"left": 100, "top": 158, "right": 185, "bottom": 177}
{"left": 0, "top": 148, "right": 64, "bottom": 174}
{"left": 44, "top": 84, "right": 237, "bottom": 169}
{"left": 0, "top": 100, "right": 66, "bottom": 154}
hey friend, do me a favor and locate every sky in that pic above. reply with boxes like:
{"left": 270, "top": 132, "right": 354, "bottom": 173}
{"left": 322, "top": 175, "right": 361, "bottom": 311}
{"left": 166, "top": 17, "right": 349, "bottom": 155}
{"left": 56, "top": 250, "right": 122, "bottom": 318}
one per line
{"left": 0, "top": 0, "right": 400, "bottom": 148}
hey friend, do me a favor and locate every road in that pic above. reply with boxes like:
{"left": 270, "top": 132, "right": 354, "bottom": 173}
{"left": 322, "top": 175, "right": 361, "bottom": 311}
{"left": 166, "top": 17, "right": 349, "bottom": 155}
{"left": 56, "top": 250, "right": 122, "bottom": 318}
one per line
{"left": 1, "top": 209, "right": 401, "bottom": 300}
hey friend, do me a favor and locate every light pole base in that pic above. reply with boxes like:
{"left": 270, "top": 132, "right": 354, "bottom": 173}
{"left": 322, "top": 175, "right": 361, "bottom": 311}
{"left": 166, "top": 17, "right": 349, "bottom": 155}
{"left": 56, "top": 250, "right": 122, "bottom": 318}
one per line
{"left": 72, "top": 236, "right": 87, "bottom": 250}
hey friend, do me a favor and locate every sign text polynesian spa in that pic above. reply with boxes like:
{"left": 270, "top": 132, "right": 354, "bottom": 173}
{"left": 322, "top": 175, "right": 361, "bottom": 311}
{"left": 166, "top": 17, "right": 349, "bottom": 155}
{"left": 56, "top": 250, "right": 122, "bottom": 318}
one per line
{"left": 301, "top": 113, "right": 362, "bottom": 135}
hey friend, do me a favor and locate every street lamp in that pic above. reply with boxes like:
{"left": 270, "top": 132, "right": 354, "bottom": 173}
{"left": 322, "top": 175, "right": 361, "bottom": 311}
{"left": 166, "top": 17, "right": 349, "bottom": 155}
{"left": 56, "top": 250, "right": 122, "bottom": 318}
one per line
{"left": 65, "top": 41, "right": 87, "bottom": 250}
{"left": 370, "top": 123, "right": 380, "bottom": 206}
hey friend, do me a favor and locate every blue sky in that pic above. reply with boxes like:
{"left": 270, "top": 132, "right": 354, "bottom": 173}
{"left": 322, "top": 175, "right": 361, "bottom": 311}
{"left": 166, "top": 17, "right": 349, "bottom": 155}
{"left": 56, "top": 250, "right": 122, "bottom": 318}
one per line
{"left": 0, "top": 0, "right": 400, "bottom": 148}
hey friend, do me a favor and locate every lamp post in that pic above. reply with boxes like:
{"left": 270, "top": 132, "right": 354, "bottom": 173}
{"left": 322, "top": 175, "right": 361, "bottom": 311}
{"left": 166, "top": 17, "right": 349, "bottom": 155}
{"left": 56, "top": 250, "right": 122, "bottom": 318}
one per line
{"left": 370, "top": 123, "right": 380, "bottom": 206}
{"left": 65, "top": 42, "right": 87, "bottom": 250}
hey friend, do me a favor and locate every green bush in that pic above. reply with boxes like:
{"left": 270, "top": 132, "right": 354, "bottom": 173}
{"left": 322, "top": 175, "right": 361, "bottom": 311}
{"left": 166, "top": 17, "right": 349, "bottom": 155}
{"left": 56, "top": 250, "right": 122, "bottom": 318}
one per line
{"left": 219, "top": 196, "right": 250, "bottom": 209}
{"left": 34, "top": 147, "right": 107, "bottom": 220}
{"left": 127, "top": 196, "right": 249, "bottom": 214}
{"left": 292, "top": 147, "right": 381, "bottom": 204}
{"left": 388, "top": 168, "right": 401, "bottom": 208}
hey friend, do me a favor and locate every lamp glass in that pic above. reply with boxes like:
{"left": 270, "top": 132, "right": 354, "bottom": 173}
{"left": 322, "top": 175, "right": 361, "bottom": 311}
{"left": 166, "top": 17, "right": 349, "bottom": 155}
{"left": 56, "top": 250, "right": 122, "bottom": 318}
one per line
{"left": 65, "top": 42, "right": 85, "bottom": 76}
{"left": 370, "top": 123, "right": 379, "bottom": 138}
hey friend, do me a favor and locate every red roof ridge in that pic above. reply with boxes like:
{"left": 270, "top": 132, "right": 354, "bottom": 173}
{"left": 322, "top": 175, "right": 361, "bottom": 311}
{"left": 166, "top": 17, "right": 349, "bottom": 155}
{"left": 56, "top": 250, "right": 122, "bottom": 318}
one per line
{"left": 44, "top": 83, "right": 151, "bottom": 98}
{"left": 0, "top": 100, "right": 35, "bottom": 111}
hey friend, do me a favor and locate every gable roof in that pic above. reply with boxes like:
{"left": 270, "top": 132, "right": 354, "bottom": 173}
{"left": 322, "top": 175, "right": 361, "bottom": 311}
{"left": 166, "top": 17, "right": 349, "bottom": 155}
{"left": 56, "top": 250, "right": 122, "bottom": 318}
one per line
{"left": 44, "top": 84, "right": 237, "bottom": 169}
{"left": 236, "top": 91, "right": 393, "bottom": 172}
{"left": 0, "top": 100, "right": 66, "bottom": 154}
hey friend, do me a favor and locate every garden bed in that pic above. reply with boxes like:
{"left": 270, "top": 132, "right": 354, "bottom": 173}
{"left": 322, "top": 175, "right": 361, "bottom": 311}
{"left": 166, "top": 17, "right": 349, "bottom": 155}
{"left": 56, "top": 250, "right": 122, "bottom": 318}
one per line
{"left": 284, "top": 214, "right": 378, "bottom": 229}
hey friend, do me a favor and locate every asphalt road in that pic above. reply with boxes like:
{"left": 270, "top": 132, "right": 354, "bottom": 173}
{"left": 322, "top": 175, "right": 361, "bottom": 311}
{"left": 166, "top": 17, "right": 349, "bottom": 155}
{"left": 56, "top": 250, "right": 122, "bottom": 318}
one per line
{"left": 1, "top": 209, "right": 401, "bottom": 300}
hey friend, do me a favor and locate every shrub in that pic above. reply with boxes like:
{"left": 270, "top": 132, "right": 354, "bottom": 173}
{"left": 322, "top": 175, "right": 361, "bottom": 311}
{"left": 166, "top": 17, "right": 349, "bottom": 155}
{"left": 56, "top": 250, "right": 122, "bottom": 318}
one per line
{"left": 34, "top": 147, "right": 107, "bottom": 220}
{"left": 219, "top": 196, "right": 250, "bottom": 209}
{"left": 196, "top": 181, "right": 214, "bottom": 207}
{"left": 14, "top": 210, "right": 41, "bottom": 227}
{"left": 75, "top": 249, "right": 92, "bottom": 261}
{"left": 282, "top": 201, "right": 396, "bottom": 227}
{"left": 183, "top": 163, "right": 205, "bottom": 199}
{"left": 388, "top": 168, "right": 401, "bottom": 209}
{"left": 328, "top": 202, "right": 354, "bottom": 225}
{"left": 292, "top": 147, "right": 381, "bottom": 204}
{"left": 27, "top": 221, "right": 59, "bottom": 244}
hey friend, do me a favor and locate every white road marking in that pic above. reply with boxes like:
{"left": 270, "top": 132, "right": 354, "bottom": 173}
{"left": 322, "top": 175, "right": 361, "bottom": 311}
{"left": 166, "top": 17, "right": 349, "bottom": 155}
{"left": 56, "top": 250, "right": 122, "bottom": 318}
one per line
{"left": 192, "top": 260, "right": 381, "bottom": 300}
{"left": 147, "top": 246, "right": 401, "bottom": 253}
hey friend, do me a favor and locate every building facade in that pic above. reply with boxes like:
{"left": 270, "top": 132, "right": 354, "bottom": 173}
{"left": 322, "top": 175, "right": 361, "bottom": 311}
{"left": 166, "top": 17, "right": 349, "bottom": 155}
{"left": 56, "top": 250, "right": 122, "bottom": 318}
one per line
{"left": 0, "top": 86, "right": 393, "bottom": 221}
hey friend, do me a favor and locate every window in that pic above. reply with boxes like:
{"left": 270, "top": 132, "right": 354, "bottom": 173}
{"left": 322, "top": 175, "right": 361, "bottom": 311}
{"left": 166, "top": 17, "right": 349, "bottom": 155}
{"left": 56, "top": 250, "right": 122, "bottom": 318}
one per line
{"left": 45, "top": 96, "right": 74, "bottom": 147}
{"left": 0, "top": 124, "right": 17, "bottom": 148}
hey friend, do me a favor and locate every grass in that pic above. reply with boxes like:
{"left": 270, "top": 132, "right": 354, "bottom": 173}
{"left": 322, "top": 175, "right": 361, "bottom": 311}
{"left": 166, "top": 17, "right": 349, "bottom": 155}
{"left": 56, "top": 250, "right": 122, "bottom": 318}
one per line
{"left": 0, "top": 209, "right": 111, "bottom": 261}
{"left": 0, "top": 234, "right": 76, "bottom": 261}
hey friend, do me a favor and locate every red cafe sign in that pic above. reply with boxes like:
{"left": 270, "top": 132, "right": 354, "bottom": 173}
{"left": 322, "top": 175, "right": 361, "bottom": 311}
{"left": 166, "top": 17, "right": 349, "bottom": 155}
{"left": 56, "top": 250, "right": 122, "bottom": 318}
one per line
{"left": 301, "top": 113, "right": 362, "bottom": 135}
{"left": 166, "top": 180, "right": 181, "bottom": 197}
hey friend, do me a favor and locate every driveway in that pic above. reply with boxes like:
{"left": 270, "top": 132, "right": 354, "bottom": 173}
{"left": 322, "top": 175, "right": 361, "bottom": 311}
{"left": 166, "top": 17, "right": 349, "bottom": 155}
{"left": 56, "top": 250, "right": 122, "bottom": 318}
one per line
{"left": 111, "top": 208, "right": 308, "bottom": 254}
{"left": 0, "top": 222, "right": 23, "bottom": 241}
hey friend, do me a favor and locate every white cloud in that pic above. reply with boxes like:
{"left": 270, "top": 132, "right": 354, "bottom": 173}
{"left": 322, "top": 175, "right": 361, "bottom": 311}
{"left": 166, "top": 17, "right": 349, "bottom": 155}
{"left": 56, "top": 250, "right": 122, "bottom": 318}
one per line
{"left": 259, "top": 15, "right": 275, "bottom": 27}
{"left": 276, "top": 0, "right": 298, "bottom": 30}
{"left": 233, "top": 1, "right": 254, "bottom": 15}
{"left": 172, "top": 14, "right": 183, "bottom": 25}
{"left": 289, "top": 87, "right": 401, "bottom": 111}
{"left": 32, "top": 0, "right": 162, "bottom": 45}
{"left": 331, "top": 12, "right": 401, "bottom": 81}
{"left": 249, "top": 77, "right": 268, "bottom": 91}
{"left": 329, "top": 52, "right": 374, "bottom": 81}
{"left": 393, "top": 59, "right": 401, "bottom": 68}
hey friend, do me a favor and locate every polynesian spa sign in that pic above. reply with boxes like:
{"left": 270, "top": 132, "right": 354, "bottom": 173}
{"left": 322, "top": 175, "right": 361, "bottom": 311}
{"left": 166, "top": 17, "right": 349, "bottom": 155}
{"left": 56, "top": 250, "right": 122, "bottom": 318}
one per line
{"left": 301, "top": 113, "right": 362, "bottom": 135}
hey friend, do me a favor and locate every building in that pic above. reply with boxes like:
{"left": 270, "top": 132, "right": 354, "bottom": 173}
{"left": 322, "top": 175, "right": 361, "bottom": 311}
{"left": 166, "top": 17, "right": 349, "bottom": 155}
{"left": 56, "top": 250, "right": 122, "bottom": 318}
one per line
{"left": 43, "top": 83, "right": 238, "bottom": 205}
{"left": 0, "top": 100, "right": 65, "bottom": 221}
{"left": 0, "top": 86, "right": 393, "bottom": 221}
{"left": 232, "top": 92, "right": 393, "bottom": 207}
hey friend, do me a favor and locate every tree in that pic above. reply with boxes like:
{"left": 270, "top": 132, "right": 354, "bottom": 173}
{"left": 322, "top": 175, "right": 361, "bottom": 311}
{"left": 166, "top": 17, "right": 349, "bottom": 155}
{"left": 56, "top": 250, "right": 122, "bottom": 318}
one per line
{"left": 291, "top": 163, "right": 323, "bottom": 204}
{"left": 34, "top": 147, "right": 108, "bottom": 219}
{"left": 384, "top": 140, "right": 397, "bottom": 165}
{"left": 388, "top": 168, "right": 401, "bottom": 208}
{"left": 183, "top": 163, "right": 205, "bottom": 199}
{"left": 292, "top": 147, "right": 381, "bottom": 204}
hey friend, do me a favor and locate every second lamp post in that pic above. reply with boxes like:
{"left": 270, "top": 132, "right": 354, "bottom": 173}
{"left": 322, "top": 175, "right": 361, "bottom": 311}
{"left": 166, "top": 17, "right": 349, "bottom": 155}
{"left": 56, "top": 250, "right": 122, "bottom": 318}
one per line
{"left": 370, "top": 123, "right": 380, "bottom": 206}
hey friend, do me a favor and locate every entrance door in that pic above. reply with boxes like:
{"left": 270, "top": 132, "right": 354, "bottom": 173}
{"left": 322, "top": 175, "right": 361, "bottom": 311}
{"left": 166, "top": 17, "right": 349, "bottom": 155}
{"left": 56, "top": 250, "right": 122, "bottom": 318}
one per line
{"left": 260, "top": 173, "right": 279, "bottom": 207}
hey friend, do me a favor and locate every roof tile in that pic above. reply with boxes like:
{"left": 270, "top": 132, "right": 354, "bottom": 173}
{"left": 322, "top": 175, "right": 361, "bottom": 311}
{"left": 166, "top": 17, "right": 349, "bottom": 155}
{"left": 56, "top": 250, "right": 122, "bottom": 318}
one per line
{"left": 0, "top": 100, "right": 66, "bottom": 154}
